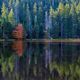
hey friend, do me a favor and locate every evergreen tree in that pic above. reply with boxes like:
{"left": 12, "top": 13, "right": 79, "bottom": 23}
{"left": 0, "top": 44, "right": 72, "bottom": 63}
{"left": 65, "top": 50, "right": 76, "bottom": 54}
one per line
{"left": 70, "top": 3, "right": 78, "bottom": 38}
{"left": 34, "top": 15, "right": 39, "bottom": 38}
{"left": 51, "top": 9, "right": 59, "bottom": 38}
{"left": 9, "top": 0, "right": 13, "bottom": 8}
{"left": 33, "top": 2, "right": 37, "bottom": 15}
{"left": 76, "top": 2, "right": 80, "bottom": 37}
{"left": 1, "top": 3, "right": 8, "bottom": 22}
{"left": 45, "top": 11, "right": 49, "bottom": 38}
{"left": 14, "top": 0, "right": 20, "bottom": 24}
{"left": 63, "top": 3, "right": 71, "bottom": 38}
{"left": 49, "top": 6, "right": 53, "bottom": 17}
{"left": 58, "top": 2, "right": 64, "bottom": 15}
{"left": 38, "top": 1, "right": 44, "bottom": 38}
{"left": 8, "top": 9, "right": 15, "bottom": 25}
{"left": 58, "top": 2, "right": 64, "bottom": 38}
{"left": 26, "top": 4, "right": 32, "bottom": 38}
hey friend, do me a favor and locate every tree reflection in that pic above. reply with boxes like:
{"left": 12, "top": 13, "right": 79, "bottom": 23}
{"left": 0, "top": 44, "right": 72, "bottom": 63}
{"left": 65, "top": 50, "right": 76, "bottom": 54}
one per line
{"left": 0, "top": 42, "right": 80, "bottom": 80}
{"left": 12, "top": 40, "right": 23, "bottom": 57}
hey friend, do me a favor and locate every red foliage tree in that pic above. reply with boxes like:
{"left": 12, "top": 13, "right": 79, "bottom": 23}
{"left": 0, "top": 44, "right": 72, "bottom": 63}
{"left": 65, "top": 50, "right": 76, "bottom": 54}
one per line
{"left": 12, "top": 23, "right": 23, "bottom": 39}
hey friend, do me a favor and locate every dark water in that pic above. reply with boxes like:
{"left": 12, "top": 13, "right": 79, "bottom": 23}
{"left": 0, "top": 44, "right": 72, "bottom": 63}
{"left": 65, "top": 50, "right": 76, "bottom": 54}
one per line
{"left": 0, "top": 41, "right": 80, "bottom": 80}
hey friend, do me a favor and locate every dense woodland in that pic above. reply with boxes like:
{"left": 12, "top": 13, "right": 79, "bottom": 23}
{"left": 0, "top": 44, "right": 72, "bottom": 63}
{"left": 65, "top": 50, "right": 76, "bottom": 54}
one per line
{"left": 0, "top": 0, "right": 80, "bottom": 39}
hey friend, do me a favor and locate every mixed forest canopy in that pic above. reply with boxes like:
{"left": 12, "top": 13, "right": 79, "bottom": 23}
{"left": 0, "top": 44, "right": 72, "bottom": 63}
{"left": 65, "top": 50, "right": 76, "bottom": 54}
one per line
{"left": 0, "top": 0, "right": 80, "bottom": 39}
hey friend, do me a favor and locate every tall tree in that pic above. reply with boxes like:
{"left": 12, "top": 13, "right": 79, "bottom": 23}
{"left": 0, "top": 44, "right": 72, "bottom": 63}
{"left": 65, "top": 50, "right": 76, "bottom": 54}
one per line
{"left": 63, "top": 3, "right": 71, "bottom": 38}
{"left": 14, "top": 0, "right": 20, "bottom": 24}
{"left": 26, "top": 4, "right": 32, "bottom": 39}
{"left": 45, "top": 11, "right": 49, "bottom": 38}
{"left": 70, "top": 3, "right": 78, "bottom": 38}
{"left": 76, "top": 2, "right": 80, "bottom": 37}
{"left": 38, "top": 1, "right": 44, "bottom": 38}
{"left": 34, "top": 15, "right": 39, "bottom": 38}
{"left": 58, "top": 2, "right": 64, "bottom": 38}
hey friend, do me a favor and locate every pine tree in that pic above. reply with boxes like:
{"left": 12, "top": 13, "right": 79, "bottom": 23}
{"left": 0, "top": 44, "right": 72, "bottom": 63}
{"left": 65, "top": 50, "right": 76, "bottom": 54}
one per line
{"left": 8, "top": 9, "right": 15, "bottom": 25}
{"left": 33, "top": 2, "right": 37, "bottom": 15}
{"left": 38, "top": 1, "right": 44, "bottom": 38}
{"left": 76, "top": 2, "right": 80, "bottom": 14}
{"left": 9, "top": 0, "right": 13, "bottom": 8}
{"left": 1, "top": 3, "right": 8, "bottom": 21}
{"left": 70, "top": 3, "right": 77, "bottom": 38}
{"left": 76, "top": 2, "right": 80, "bottom": 37}
{"left": 63, "top": 3, "right": 70, "bottom": 38}
{"left": 26, "top": 4, "right": 32, "bottom": 38}
{"left": 49, "top": 6, "right": 53, "bottom": 17}
{"left": 58, "top": 2, "right": 64, "bottom": 38}
{"left": 45, "top": 11, "right": 49, "bottom": 38}
{"left": 58, "top": 2, "right": 64, "bottom": 15}
{"left": 34, "top": 15, "right": 39, "bottom": 38}
{"left": 14, "top": 0, "right": 20, "bottom": 23}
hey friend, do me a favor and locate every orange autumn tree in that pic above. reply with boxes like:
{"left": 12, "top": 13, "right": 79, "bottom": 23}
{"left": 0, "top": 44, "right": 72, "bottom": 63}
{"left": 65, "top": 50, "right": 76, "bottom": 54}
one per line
{"left": 12, "top": 23, "right": 23, "bottom": 39}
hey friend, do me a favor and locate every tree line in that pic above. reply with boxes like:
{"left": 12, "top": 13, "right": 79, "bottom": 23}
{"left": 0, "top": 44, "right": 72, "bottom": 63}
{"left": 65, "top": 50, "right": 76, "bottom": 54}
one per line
{"left": 0, "top": 0, "right": 80, "bottom": 39}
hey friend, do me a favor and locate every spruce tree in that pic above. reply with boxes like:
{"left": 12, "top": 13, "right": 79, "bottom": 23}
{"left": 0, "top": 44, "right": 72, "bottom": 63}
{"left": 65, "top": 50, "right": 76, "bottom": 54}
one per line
{"left": 1, "top": 3, "right": 8, "bottom": 22}
{"left": 8, "top": 9, "right": 15, "bottom": 25}
{"left": 64, "top": 3, "right": 70, "bottom": 38}
{"left": 33, "top": 2, "right": 37, "bottom": 15}
{"left": 58, "top": 2, "right": 64, "bottom": 38}
{"left": 70, "top": 3, "right": 77, "bottom": 38}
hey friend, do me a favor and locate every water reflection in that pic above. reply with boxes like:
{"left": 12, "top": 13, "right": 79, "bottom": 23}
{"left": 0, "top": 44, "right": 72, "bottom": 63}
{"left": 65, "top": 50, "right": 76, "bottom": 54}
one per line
{"left": 0, "top": 41, "right": 80, "bottom": 80}
{"left": 12, "top": 40, "right": 23, "bottom": 57}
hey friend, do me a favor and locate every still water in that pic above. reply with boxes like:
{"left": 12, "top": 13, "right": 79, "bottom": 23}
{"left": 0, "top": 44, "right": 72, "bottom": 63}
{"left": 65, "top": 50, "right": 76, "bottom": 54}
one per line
{"left": 0, "top": 41, "right": 80, "bottom": 80}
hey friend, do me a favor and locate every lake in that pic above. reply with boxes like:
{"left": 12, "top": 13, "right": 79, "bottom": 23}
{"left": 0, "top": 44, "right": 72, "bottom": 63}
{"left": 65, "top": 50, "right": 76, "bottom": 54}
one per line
{"left": 0, "top": 41, "right": 80, "bottom": 80}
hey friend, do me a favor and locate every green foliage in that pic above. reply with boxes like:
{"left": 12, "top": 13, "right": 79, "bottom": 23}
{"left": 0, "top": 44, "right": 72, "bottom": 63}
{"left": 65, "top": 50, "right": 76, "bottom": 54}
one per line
{"left": 49, "top": 58, "right": 80, "bottom": 80}
{"left": 1, "top": 3, "right": 8, "bottom": 22}
{"left": 9, "top": 0, "right": 13, "bottom": 6}
{"left": 64, "top": 3, "right": 70, "bottom": 15}
{"left": 8, "top": 9, "right": 15, "bottom": 25}
{"left": 33, "top": 2, "right": 37, "bottom": 14}
{"left": 2, "top": 61, "right": 8, "bottom": 76}
{"left": 49, "top": 6, "right": 54, "bottom": 17}
{"left": 8, "top": 56, "right": 14, "bottom": 72}
{"left": 58, "top": 2, "right": 64, "bottom": 15}
{"left": 76, "top": 2, "right": 80, "bottom": 14}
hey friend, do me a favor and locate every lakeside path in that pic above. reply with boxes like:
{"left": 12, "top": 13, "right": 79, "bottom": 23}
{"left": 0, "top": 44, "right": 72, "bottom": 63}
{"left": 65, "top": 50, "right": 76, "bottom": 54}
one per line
{"left": 0, "top": 39, "right": 80, "bottom": 43}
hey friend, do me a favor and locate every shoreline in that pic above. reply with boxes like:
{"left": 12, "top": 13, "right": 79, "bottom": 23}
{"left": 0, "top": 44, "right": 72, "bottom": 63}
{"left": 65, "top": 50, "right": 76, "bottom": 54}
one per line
{"left": 0, "top": 39, "right": 80, "bottom": 43}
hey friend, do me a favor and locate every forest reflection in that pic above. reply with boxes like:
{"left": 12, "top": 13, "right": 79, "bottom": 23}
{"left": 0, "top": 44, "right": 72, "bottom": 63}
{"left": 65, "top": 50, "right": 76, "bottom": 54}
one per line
{"left": 0, "top": 41, "right": 80, "bottom": 80}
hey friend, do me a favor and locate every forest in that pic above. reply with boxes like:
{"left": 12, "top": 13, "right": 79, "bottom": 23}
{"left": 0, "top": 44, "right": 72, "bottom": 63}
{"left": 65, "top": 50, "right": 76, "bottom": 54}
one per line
{"left": 0, "top": 0, "right": 80, "bottom": 80}
{"left": 0, "top": 0, "right": 80, "bottom": 39}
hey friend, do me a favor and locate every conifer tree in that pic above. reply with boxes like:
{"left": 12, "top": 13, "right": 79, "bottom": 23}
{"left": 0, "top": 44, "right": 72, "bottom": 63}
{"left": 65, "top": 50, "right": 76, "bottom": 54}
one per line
{"left": 76, "top": 2, "right": 80, "bottom": 37}
{"left": 38, "top": 1, "right": 44, "bottom": 38}
{"left": 1, "top": 3, "right": 8, "bottom": 22}
{"left": 58, "top": 2, "right": 64, "bottom": 15}
{"left": 33, "top": 2, "right": 37, "bottom": 15}
{"left": 64, "top": 3, "right": 70, "bottom": 38}
{"left": 49, "top": 6, "right": 53, "bottom": 17}
{"left": 34, "top": 15, "right": 39, "bottom": 38}
{"left": 14, "top": 0, "right": 20, "bottom": 23}
{"left": 8, "top": 9, "right": 15, "bottom": 25}
{"left": 70, "top": 3, "right": 77, "bottom": 38}
{"left": 26, "top": 4, "right": 32, "bottom": 38}
{"left": 58, "top": 2, "right": 64, "bottom": 38}
{"left": 9, "top": 0, "right": 13, "bottom": 8}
